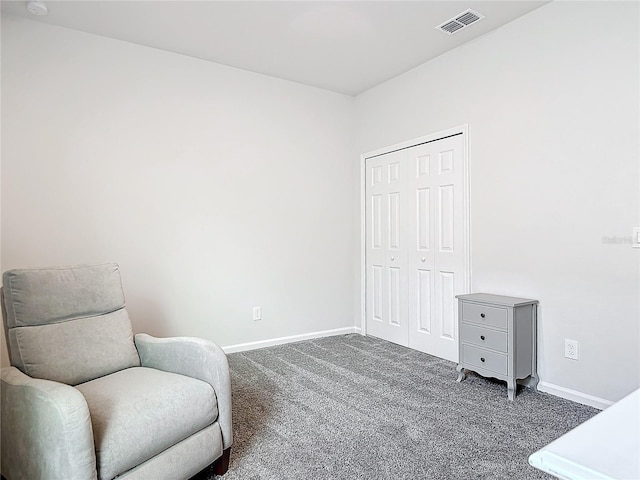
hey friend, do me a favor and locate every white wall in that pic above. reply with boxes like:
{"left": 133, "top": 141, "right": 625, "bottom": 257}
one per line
{"left": 2, "top": 2, "right": 638, "bottom": 406}
{"left": 355, "top": 1, "right": 639, "bottom": 404}
{"left": 0, "top": 14, "right": 356, "bottom": 363}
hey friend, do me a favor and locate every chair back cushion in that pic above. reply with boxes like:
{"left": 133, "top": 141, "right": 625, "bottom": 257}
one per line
{"left": 2, "top": 263, "right": 140, "bottom": 385}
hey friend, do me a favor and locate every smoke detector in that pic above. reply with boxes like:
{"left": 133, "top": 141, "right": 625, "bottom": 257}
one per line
{"left": 27, "top": 1, "right": 48, "bottom": 16}
{"left": 437, "top": 9, "right": 484, "bottom": 35}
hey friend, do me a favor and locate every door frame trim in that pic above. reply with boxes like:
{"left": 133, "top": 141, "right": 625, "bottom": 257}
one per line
{"left": 359, "top": 124, "right": 471, "bottom": 335}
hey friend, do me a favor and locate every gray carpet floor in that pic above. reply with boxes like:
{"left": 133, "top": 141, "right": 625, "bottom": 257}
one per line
{"left": 205, "top": 334, "right": 598, "bottom": 479}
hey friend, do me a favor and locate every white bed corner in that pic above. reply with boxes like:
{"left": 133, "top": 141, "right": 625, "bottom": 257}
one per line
{"left": 529, "top": 388, "right": 640, "bottom": 480}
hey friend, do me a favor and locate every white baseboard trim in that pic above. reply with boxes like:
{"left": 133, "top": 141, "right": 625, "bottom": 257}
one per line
{"left": 222, "top": 326, "right": 361, "bottom": 354}
{"left": 538, "top": 381, "right": 613, "bottom": 410}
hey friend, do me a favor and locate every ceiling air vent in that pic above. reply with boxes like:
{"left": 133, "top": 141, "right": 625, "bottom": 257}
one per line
{"left": 437, "top": 9, "right": 485, "bottom": 35}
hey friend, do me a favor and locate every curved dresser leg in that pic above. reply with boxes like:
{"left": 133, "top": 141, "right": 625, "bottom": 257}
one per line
{"left": 456, "top": 364, "right": 466, "bottom": 382}
{"left": 507, "top": 379, "right": 515, "bottom": 401}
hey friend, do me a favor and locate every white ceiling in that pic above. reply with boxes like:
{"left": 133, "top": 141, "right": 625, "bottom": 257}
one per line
{"left": 1, "top": 1, "right": 549, "bottom": 96}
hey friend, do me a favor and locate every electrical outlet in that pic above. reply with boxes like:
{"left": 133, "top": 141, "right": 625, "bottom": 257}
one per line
{"left": 564, "top": 339, "right": 579, "bottom": 360}
{"left": 252, "top": 307, "right": 262, "bottom": 321}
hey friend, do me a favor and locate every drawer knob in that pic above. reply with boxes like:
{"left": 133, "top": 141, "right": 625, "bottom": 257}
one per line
{"left": 480, "top": 357, "right": 486, "bottom": 363}
{"left": 480, "top": 335, "right": 485, "bottom": 341}
{"left": 480, "top": 313, "right": 486, "bottom": 318}
{"left": 390, "top": 257, "right": 395, "bottom": 261}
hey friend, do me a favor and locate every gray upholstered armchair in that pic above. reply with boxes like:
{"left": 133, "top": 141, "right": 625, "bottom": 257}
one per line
{"left": 0, "top": 263, "right": 232, "bottom": 480}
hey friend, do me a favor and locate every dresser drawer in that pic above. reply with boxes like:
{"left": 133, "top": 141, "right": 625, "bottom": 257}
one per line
{"left": 460, "top": 323, "right": 508, "bottom": 352}
{"left": 462, "top": 344, "right": 508, "bottom": 375}
{"left": 462, "top": 303, "right": 507, "bottom": 330}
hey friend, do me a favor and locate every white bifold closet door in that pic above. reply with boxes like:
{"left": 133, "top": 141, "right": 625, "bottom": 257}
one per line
{"left": 365, "top": 134, "right": 466, "bottom": 362}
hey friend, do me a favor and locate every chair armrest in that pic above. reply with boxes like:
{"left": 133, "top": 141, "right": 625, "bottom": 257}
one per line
{"left": 1, "top": 367, "right": 97, "bottom": 480}
{"left": 134, "top": 334, "right": 233, "bottom": 449}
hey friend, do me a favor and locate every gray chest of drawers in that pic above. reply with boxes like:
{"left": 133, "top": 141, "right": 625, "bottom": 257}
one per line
{"left": 455, "top": 293, "right": 538, "bottom": 400}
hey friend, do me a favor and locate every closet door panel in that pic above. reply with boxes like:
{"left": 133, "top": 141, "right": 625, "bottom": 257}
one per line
{"left": 407, "top": 135, "right": 465, "bottom": 362}
{"left": 365, "top": 150, "right": 409, "bottom": 347}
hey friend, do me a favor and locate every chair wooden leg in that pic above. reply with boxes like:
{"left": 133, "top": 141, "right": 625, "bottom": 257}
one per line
{"left": 212, "top": 447, "right": 231, "bottom": 475}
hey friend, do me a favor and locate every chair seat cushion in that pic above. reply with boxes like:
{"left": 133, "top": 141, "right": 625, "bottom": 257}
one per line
{"left": 75, "top": 367, "right": 218, "bottom": 480}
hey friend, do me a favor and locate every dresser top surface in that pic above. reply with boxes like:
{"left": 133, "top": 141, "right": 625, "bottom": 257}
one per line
{"left": 456, "top": 293, "right": 538, "bottom": 307}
